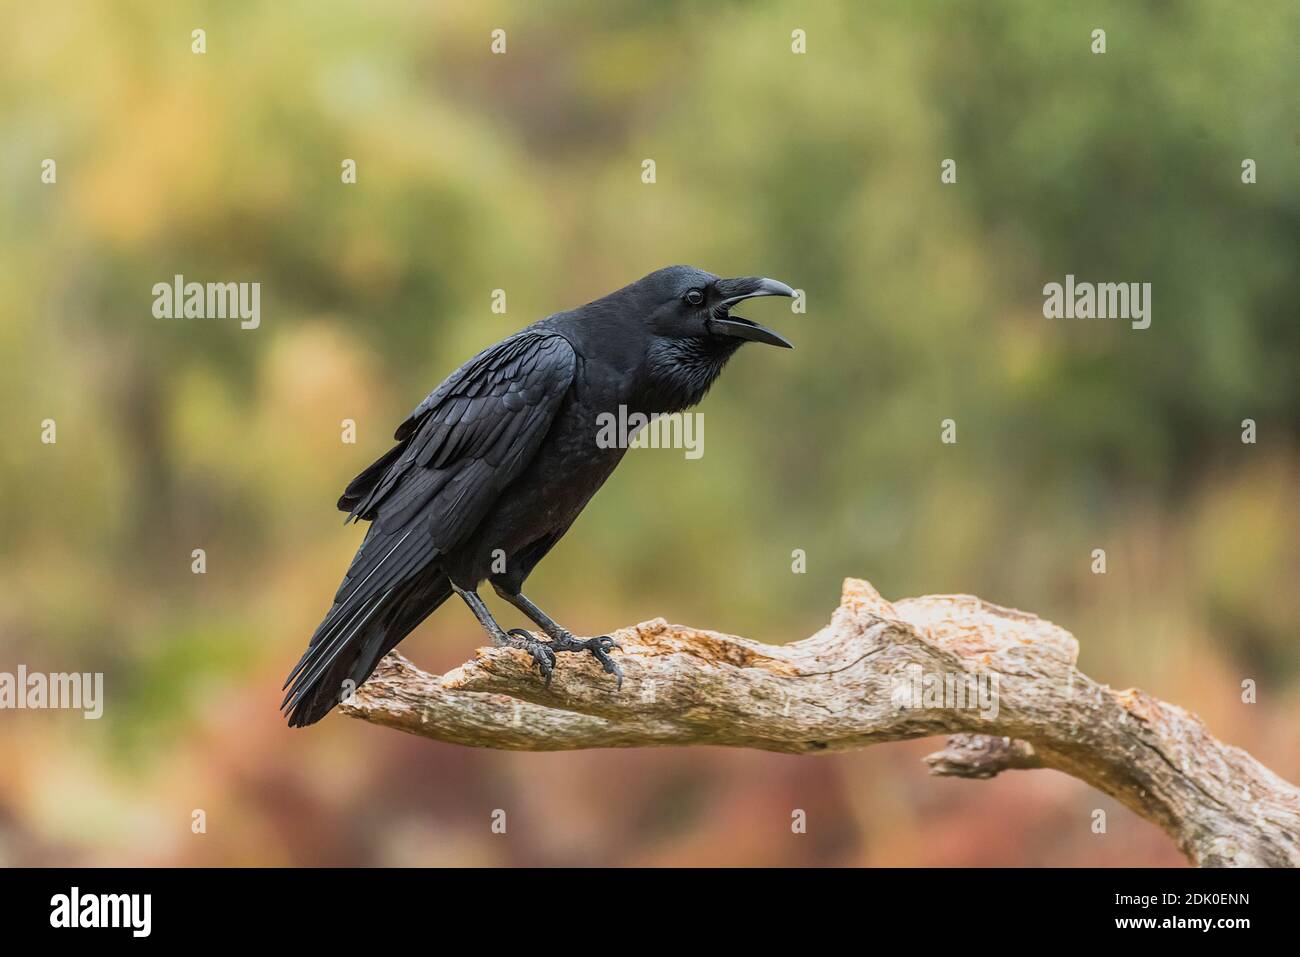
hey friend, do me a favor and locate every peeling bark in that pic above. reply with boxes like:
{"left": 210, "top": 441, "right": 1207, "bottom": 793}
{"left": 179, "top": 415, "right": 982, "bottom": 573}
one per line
{"left": 341, "top": 578, "right": 1300, "bottom": 867}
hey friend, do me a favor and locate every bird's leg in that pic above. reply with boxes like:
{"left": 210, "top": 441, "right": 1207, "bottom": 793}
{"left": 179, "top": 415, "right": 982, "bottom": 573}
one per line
{"left": 451, "top": 583, "right": 558, "bottom": 683}
{"left": 492, "top": 586, "right": 623, "bottom": 689}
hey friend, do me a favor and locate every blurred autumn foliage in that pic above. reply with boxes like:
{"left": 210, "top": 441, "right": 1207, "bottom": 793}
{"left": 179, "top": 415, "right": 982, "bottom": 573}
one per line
{"left": 0, "top": 1, "right": 1297, "bottom": 865}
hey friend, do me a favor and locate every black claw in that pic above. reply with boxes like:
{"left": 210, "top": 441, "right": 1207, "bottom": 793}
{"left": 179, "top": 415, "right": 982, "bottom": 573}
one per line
{"left": 506, "top": 628, "right": 556, "bottom": 683}
{"left": 505, "top": 628, "right": 624, "bottom": 690}
{"left": 582, "top": 636, "right": 624, "bottom": 689}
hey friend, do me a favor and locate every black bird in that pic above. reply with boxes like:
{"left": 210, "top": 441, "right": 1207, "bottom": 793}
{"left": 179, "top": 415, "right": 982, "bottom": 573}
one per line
{"left": 282, "top": 265, "right": 795, "bottom": 726}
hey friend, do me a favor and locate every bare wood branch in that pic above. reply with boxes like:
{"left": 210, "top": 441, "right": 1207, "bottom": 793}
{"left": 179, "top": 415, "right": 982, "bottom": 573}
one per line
{"left": 340, "top": 577, "right": 1300, "bottom": 867}
{"left": 924, "top": 734, "right": 1042, "bottom": 778}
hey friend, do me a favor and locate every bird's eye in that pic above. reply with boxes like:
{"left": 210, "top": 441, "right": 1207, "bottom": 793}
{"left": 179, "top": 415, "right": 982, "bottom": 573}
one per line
{"left": 684, "top": 289, "right": 705, "bottom": 306}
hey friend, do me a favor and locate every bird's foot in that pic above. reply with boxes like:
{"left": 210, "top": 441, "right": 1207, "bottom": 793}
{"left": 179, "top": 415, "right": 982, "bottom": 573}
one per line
{"left": 563, "top": 635, "right": 624, "bottom": 690}
{"left": 503, "top": 629, "right": 558, "bottom": 684}
{"left": 506, "top": 629, "right": 623, "bottom": 689}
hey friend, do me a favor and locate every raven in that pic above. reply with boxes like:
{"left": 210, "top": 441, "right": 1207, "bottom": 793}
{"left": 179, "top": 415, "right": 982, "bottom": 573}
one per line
{"left": 283, "top": 266, "right": 795, "bottom": 726}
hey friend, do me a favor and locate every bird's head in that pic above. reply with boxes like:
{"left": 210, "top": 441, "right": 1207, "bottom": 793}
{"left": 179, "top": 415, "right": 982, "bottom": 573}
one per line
{"left": 638, "top": 265, "right": 796, "bottom": 350}
{"left": 592, "top": 265, "right": 796, "bottom": 413}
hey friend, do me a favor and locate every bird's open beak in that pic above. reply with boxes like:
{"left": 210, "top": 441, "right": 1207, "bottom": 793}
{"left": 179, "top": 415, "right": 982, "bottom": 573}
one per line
{"left": 708, "top": 277, "right": 796, "bottom": 349}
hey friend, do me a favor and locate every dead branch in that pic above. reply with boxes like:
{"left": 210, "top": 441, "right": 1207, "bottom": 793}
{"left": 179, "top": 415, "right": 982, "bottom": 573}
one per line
{"left": 341, "top": 578, "right": 1300, "bottom": 867}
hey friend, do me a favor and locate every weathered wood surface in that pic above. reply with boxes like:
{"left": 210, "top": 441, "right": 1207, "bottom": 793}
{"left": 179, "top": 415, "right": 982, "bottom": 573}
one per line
{"left": 342, "top": 578, "right": 1300, "bottom": 867}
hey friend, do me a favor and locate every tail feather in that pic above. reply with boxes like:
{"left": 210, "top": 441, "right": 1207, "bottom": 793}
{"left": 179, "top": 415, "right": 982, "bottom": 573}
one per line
{"left": 282, "top": 527, "right": 415, "bottom": 694}
{"left": 285, "top": 570, "right": 452, "bottom": 728}
{"left": 284, "top": 517, "right": 449, "bottom": 726}
{"left": 281, "top": 588, "right": 392, "bottom": 712}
